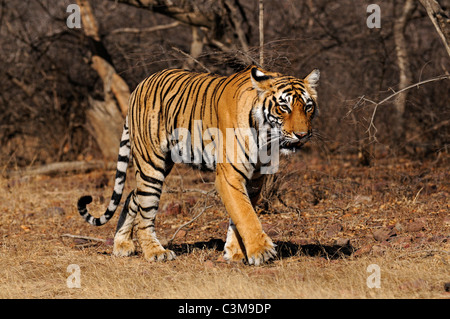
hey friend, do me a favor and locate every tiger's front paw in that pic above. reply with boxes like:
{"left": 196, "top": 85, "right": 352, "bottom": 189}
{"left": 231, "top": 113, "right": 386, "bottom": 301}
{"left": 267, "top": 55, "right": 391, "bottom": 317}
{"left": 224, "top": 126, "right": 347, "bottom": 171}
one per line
{"left": 245, "top": 233, "right": 277, "bottom": 266}
{"left": 113, "top": 238, "right": 136, "bottom": 257}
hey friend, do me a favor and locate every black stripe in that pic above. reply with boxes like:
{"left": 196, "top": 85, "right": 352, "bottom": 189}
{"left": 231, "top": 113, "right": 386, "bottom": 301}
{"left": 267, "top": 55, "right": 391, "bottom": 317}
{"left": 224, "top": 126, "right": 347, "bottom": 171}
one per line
{"left": 117, "top": 154, "right": 129, "bottom": 163}
{"left": 136, "top": 190, "right": 161, "bottom": 197}
{"left": 120, "top": 139, "right": 130, "bottom": 147}
{"left": 138, "top": 224, "right": 155, "bottom": 231}
{"left": 137, "top": 168, "right": 163, "bottom": 185}
{"left": 276, "top": 83, "right": 290, "bottom": 91}
{"left": 133, "top": 152, "right": 166, "bottom": 178}
{"left": 140, "top": 205, "right": 159, "bottom": 213}
{"left": 111, "top": 191, "right": 122, "bottom": 205}
{"left": 115, "top": 191, "right": 133, "bottom": 234}
{"left": 94, "top": 218, "right": 103, "bottom": 226}
{"left": 230, "top": 162, "right": 250, "bottom": 183}
{"left": 221, "top": 168, "right": 248, "bottom": 197}
{"left": 115, "top": 169, "right": 126, "bottom": 181}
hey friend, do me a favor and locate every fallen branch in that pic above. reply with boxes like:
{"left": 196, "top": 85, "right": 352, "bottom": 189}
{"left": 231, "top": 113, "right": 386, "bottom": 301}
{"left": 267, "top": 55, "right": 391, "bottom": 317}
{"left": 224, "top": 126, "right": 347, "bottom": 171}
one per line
{"left": 110, "top": 21, "right": 180, "bottom": 35}
{"left": 397, "top": 249, "right": 450, "bottom": 260}
{"left": 61, "top": 233, "right": 106, "bottom": 242}
{"left": 5, "top": 160, "right": 117, "bottom": 178}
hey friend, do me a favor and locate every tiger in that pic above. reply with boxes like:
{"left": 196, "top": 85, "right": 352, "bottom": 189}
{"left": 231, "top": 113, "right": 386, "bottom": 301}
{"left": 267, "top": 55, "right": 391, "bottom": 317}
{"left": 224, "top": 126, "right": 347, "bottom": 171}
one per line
{"left": 78, "top": 65, "right": 319, "bottom": 266}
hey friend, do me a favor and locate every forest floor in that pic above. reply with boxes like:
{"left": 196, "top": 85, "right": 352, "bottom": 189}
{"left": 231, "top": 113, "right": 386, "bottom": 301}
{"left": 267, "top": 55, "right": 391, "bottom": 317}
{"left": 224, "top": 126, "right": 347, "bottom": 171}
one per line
{"left": 0, "top": 151, "right": 449, "bottom": 299}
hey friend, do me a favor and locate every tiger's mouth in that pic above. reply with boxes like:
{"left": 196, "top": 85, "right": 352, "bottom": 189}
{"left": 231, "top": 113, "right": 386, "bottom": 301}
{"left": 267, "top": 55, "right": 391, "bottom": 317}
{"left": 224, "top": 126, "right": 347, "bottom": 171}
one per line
{"left": 280, "top": 134, "right": 311, "bottom": 151}
{"left": 281, "top": 141, "right": 305, "bottom": 150}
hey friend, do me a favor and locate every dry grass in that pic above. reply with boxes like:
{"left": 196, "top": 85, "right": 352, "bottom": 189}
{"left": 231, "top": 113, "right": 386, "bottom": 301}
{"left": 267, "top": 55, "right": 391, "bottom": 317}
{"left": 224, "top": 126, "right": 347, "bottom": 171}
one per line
{"left": 0, "top": 152, "right": 449, "bottom": 299}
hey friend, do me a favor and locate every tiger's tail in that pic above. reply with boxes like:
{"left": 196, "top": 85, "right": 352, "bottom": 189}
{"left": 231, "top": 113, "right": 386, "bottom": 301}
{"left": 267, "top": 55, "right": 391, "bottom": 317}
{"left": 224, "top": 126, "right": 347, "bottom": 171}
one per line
{"left": 77, "top": 116, "right": 131, "bottom": 226}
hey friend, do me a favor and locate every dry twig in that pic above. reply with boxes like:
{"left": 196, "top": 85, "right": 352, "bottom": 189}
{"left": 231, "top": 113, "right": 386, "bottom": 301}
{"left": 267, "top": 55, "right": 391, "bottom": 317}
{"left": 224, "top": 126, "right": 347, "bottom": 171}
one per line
{"left": 350, "top": 75, "right": 450, "bottom": 142}
{"left": 168, "top": 204, "right": 214, "bottom": 244}
{"left": 171, "top": 46, "right": 211, "bottom": 73}
{"left": 168, "top": 188, "right": 216, "bottom": 245}
{"left": 61, "top": 233, "right": 106, "bottom": 242}
{"left": 110, "top": 21, "right": 180, "bottom": 34}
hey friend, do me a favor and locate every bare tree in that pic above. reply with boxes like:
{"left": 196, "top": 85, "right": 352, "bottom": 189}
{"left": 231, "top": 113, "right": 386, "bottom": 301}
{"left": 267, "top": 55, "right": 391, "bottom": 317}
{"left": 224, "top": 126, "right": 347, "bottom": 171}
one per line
{"left": 111, "top": 0, "right": 252, "bottom": 65}
{"left": 419, "top": 0, "right": 450, "bottom": 58}
{"left": 77, "top": 0, "right": 131, "bottom": 160}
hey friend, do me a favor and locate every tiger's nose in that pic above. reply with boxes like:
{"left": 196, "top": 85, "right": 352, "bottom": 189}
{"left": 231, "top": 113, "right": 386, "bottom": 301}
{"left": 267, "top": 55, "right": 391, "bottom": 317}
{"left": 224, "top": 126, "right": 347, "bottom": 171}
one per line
{"left": 293, "top": 131, "right": 309, "bottom": 140}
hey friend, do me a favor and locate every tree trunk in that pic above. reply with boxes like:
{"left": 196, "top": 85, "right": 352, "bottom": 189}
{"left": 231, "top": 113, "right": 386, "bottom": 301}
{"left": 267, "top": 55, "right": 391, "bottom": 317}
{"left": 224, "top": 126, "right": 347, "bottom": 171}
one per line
{"left": 393, "top": 0, "right": 415, "bottom": 139}
{"left": 259, "top": 0, "right": 264, "bottom": 67}
{"left": 182, "top": 27, "right": 204, "bottom": 70}
{"left": 77, "top": 0, "right": 130, "bottom": 160}
{"left": 419, "top": 0, "right": 450, "bottom": 58}
{"left": 86, "top": 95, "right": 124, "bottom": 160}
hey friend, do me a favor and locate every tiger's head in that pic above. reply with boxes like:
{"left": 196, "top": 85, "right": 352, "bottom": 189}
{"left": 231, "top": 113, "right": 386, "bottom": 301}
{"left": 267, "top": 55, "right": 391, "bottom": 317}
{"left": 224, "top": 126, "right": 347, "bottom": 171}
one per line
{"left": 250, "top": 66, "right": 320, "bottom": 153}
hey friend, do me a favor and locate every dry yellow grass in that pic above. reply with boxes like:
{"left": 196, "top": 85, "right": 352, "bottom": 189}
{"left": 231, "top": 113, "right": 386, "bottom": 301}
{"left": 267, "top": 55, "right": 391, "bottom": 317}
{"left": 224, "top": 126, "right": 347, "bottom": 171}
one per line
{"left": 0, "top": 238, "right": 448, "bottom": 299}
{"left": 1, "top": 154, "right": 449, "bottom": 299}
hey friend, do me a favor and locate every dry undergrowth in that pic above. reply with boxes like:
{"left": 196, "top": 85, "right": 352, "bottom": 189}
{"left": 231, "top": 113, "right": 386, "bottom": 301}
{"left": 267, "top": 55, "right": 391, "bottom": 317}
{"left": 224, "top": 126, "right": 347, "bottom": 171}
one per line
{"left": 0, "top": 152, "right": 449, "bottom": 299}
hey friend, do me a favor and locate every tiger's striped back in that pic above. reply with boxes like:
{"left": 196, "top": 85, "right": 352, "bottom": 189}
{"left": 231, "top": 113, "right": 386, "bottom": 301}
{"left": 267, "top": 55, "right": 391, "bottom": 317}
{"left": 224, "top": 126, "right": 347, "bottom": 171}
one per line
{"left": 128, "top": 68, "right": 266, "bottom": 173}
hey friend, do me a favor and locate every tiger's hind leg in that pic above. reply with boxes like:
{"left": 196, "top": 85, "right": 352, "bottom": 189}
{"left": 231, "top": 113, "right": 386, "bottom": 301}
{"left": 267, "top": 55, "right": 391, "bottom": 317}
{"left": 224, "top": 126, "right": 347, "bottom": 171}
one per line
{"left": 113, "top": 190, "right": 138, "bottom": 257}
{"left": 134, "top": 160, "right": 175, "bottom": 262}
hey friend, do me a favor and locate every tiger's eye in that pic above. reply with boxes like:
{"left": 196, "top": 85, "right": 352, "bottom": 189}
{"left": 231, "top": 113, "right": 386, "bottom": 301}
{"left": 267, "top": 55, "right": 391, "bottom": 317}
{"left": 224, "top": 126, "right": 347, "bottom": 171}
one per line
{"left": 279, "top": 104, "right": 291, "bottom": 113}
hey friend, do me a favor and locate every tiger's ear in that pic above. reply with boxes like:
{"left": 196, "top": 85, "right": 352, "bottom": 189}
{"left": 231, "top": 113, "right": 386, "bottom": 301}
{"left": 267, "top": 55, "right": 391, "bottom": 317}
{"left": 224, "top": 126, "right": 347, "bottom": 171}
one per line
{"left": 251, "top": 67, "right": 273, "bottom": 93}
{"left": 304, "top": 69, "right": 320, "bottom": 89}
